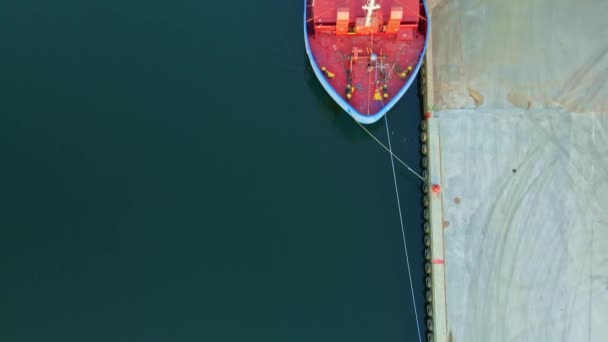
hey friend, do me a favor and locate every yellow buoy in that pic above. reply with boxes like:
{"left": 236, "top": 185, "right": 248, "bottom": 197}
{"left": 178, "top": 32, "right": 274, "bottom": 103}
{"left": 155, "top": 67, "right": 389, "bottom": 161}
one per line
{"left": 346, "top": 93, "right": 352, "bottom": 100}
{"left": 408, "top": 65, "right": 413, "bottom": 71}
{"left": 400, "top": 71, "right": 406, "bottom": 78}
{"left": 383, "top": 93, "right": 389, "bottom": 99}
{"left": 326, "top": 71, "right": 335, "bottom": 78}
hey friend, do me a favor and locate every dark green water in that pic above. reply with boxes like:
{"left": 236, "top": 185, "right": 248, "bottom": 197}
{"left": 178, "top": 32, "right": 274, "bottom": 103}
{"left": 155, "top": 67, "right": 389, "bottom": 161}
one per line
{"left": 0, "top": 1, "right": 425, "bottom": 341}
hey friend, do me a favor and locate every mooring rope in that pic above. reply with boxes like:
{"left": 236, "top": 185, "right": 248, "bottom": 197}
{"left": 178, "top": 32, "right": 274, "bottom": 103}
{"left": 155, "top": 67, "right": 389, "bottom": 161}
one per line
{"left": 382, "top": 114, "right": 423, "bottom": 342}
{"left": 356, "top": 122, "right": 429, "bottom": 185}
{"left": 356, "top": 56, "right": 423, "bottom": 340}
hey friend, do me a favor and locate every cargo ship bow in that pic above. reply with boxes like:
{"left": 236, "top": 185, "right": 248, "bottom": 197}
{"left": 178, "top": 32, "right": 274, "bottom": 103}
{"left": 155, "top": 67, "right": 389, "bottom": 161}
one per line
{"left": 304, "top": 0, "right": 429, "bottom": 124}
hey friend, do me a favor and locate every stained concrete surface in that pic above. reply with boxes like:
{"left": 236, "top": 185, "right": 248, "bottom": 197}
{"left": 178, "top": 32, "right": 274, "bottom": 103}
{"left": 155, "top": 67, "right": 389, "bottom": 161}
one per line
{"left": 427, "top": 0, "right": 608, "bottom": 341}
{"left": 439, "top": 109, "right": 608, "bottom": 341}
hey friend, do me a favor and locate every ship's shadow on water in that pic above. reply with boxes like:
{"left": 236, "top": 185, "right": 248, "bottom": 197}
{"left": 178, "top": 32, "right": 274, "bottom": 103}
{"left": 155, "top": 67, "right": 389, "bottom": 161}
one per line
{"left": 304, "top": 58, "right": 389, "bottom": 141}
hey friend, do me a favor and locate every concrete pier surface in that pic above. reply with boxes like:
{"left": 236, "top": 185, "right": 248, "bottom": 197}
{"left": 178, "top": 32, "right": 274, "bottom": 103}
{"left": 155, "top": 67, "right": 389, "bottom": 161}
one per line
{"left": 424, "top": 0, "right": 608, "bottom": 341}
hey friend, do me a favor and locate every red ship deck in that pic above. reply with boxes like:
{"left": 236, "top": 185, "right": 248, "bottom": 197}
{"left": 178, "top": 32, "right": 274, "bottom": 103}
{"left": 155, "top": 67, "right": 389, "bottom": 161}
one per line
{"left": 306, "top": 0, "right": 427, "bottom": 116}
